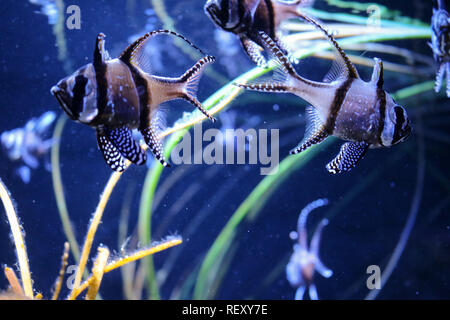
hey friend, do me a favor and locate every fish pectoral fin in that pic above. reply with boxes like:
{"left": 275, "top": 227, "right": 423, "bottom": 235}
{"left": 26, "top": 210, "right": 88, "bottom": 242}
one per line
{"left": 240, "top": 36, "right": 268, "bottom": 68}
{"left": 371, "top": 58, "right": 384, "bottom": 88}
{"left": 290, "top": 106, "right": 328, "bottom": 154}
{"left": 326, "top": 141, "right": 369, "bottom": 174}
{"left": 96, "top": 127, "right": 127, "bottom": 172}
{"left": 179, "top": 55, "right": 217, "bottom": 122}
{"left": 107, "top": 127, "right": 147, "bottom": 165}
{"left": 140, "top": 126, "right": 170, "bottom": 167}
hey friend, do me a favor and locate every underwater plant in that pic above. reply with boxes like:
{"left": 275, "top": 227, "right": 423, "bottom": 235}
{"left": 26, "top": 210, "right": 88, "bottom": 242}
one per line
{"left": 1, "top": 0, "right": 448, "bottom": 301}
{"left": 0, "top": 176, "right": 182, "bottom": 299}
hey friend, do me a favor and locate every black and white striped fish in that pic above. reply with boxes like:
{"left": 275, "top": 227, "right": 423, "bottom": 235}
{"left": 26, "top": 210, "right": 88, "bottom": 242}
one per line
{"left": 204, "top": 0, "right": 313, "bottom": 67}
{"left": 236, "top": 15, "right": 412, "bottom": 174}
{"left": 51, "top": 30, "right": 216, "bottom": 172}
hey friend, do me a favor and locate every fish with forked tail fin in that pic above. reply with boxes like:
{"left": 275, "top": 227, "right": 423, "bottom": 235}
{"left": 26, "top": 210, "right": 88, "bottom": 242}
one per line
{"left": 51, "top": 30, "right": 216, "bottom": 172}
{"left": 236, "top": 15, "right": 412, "bottom": 174}
{"left": 204, "top": 0, "right": 314, "bottom": 67}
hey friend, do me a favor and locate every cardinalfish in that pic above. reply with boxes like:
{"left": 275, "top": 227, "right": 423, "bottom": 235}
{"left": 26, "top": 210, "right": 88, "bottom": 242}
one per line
{"left": 430, "top": 0, "right": 450, "bottom": 97}
{"left": 286, "top": 198, "right": 332, "bottom": 300}
{"left": 204, "top": 0, "right": 313, "bottom": 67}
{"left": 51, "top": 30, "right": 216, "bottom": 172}
{"left": 236, "top": 15, "right": 412, "bottom": 174}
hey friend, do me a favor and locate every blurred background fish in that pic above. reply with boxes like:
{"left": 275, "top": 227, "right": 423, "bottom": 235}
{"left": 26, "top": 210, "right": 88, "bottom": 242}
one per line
{"left": 430, "top": 0, "right": 450, "bottom": 97}
{"left": 1, "top": 111, "right": 56, "bottom": 183}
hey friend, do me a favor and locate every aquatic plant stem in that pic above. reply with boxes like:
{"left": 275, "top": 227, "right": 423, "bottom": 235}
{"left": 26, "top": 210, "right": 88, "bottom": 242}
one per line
{"left": 85, "top": 247, "right": 110, "bottom": 300}
{"left": 68, "top": 171, "right": 122, "bottom": 300}
{"left": 53, "top": 0, "right": 72, "bottom": 74}
{"left": 0, "top": 178, "right": 33, "bottom": 298}
{"left": 138, "top": 164, "right": 164, "bottom": 300}
{"left": 51, "top": 114, "right": 81, "bottom": 262}
{"left": 52, "top": 242, "right": 70, "bottom": 300}
{"left": 4, "top": 267, "right": 25, "bottom": 297}
{"left": 71, "top": 237, "right": 182, "bottom": 299}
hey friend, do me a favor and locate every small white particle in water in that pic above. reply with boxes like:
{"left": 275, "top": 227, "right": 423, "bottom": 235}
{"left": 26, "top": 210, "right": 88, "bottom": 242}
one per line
{"left": 289, "top": 231, "right": 298, "bottom": 240}
{"left": 273, "top": 104, "right": 280, "bottom": 111}
{"left": 389, "top": 181, "right": 395, "bottom": 188}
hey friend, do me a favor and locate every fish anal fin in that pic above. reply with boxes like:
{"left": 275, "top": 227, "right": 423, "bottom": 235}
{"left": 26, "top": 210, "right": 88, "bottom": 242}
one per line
{"left": 107, "top": 127, "right": 147, "bottom": 165}
{"left": 290, "top": 106, "right": 328, "bottom": 154}
{"left": 371, "top": 58, "right": 384, "bottom": 88}
{"left": 140, "top": 126, "right": 170, "bottom": 167}
{"left": 326, "top": 141, "right": 369, "bottom": 174}
{"left": 240, "top": 36, "right": 268, "bottom": 68}
{"left": 96, "top": 127, "right": 127, "bottom": 172}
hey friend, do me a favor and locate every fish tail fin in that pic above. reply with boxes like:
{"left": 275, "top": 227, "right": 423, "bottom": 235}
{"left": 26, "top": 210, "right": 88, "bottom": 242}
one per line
{"left": 178, "top": 55, "right": 216, "bottom": 122}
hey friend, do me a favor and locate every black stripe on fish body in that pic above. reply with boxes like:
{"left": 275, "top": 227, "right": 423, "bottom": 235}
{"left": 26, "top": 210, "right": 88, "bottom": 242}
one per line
{"left": 234, "top": 0, "right": 247, "bottom": 33}
{"left": 263, "top": 0, "right": 276, "bottom": 39}
{"left": 391, "top": 106, "right": 406, "bottom": 145}
{"left": 117, "top": 61, "right": 150, "bottom": 130}
{"left": 376, "top": 88, "right": 387, "bottom": 146}
{"left": 250, "top": 0, "right": 276, "bottom": 39}
{"left": 71, "top": 74, "right": 88, "bottom": 119}
{"left": 91, "top": 35, "right": 109, "bottom": 126}
{"left": 216, "top": 0, "right": 247, "bottom": 33}
{"left": 324, "top": 77, "right": 355, "bottom": 135}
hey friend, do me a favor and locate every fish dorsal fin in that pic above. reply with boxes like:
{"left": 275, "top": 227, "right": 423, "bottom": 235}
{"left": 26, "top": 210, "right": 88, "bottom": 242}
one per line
{"left": 371, "top": 57, "right": 384, "bottom": 88}
{"left": 93, "top": 33, "right": 110, "bottom": 68}
{"left": 297, "top": 13, "right": 359, "bottom": 79}
{"left": 119, "top": 30, "right": 206, "bottom": 74}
